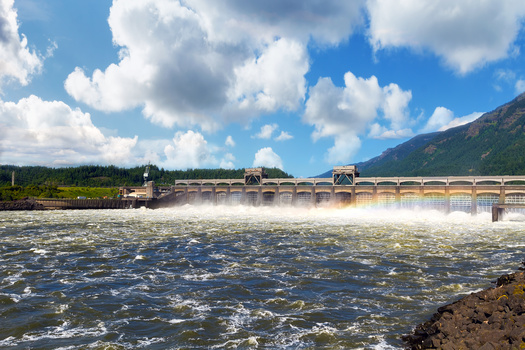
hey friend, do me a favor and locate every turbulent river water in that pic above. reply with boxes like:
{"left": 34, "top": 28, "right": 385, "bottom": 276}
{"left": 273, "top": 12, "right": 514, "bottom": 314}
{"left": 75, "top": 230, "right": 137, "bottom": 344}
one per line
{"left": 1, "top": 206, "right": 524, "bottom": 349}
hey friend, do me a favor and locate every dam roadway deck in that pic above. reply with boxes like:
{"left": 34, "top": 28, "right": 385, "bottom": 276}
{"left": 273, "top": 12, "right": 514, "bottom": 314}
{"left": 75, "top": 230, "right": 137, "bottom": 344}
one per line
{"left": 160, "top": 174, "right": 525, "bottom": 215}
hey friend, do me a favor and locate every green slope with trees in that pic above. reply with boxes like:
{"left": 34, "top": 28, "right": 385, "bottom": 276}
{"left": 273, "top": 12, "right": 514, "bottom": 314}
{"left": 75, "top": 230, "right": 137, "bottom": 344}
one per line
{"left": 0, "top": 165, "right": 293, "bottom": 187}
{"left": 360, "top": 92, "right": 525, "bottom": 176}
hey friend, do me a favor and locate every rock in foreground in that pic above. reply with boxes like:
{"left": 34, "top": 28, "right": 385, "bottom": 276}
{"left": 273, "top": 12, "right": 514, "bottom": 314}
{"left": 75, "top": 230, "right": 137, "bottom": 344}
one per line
{"left": 403, "top": 270, "right": 525, "bottom": 349}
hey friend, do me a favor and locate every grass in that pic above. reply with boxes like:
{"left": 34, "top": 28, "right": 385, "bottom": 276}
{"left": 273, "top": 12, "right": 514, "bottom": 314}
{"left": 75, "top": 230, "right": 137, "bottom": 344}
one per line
{"left": 57, "top": 187, "right": 119, "bottom": 199}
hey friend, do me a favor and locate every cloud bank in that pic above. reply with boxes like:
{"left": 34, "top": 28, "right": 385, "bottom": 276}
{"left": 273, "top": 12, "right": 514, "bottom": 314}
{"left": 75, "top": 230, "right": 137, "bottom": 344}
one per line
{"left": 303, "top": 72, "right": 412, "bottom": 163}
{"left": 0, "top": 0, "right": 43, "bottom": 89}
{"left": 367, "top": 0, "right": 525, "bottom": 74}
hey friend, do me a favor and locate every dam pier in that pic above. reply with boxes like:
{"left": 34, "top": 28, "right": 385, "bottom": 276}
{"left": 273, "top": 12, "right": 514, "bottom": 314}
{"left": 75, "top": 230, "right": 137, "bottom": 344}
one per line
{"left": 29, "top": 166, "right": 525, "bottom": 220}
{"left": 119, "top": 166, "right": 525, "bottom": 220}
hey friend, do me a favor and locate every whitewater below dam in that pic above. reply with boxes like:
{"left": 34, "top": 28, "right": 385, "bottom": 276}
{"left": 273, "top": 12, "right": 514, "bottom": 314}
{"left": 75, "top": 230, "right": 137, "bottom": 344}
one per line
{"left": 1, "top": 206, "right": 524, "bottom": 349}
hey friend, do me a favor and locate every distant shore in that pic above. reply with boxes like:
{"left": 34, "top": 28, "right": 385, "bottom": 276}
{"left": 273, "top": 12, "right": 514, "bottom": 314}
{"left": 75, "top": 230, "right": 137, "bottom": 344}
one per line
{"left": 0, "top": 199, "right": 44, "bottom": 211}
{"left": 403, "top": 266, "right": 525, "bottom": 349}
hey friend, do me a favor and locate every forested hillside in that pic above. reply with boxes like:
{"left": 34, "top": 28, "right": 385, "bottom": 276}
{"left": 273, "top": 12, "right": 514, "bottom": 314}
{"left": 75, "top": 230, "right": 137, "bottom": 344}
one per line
{"left": 359, "top": 92, "right": 525, "bottom": 176}
{"left": 0, "top": 165, "right": 293, "bottom": 187}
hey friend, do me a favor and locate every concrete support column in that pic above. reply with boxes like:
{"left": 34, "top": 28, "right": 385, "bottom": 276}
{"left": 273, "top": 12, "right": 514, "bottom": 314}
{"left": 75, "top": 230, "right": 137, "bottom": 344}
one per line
{"left": 184, "top": 187, "right": 188, "bottom": 205}
{"left": 395, "top": 186, "right": 401, "bottom": 209}
{"left": 444, "top": 186, "right": 450, "bottom": 213}
{"left": 242, "top": 187, "right": 246, "bottom": 205}
{"left": 500, "top": 186, "right": 506, "bottom": 203}
{"left": 331, "top": 187, "right": 335, "bottom": 205}
{"left": 372, "top": 186, "right": 378, "bottom": 205}
{"left": 311, "top": 187, "right": 316, "bottom": 207}
{"left": 212, "top": 187, "right": 216, "bottom": 206}
{"left": 146, "top": 181, "right": 154, "bottom": 198}
{"left": 226, "top": 187, "right": 231, "bottom": 205}
{"left": 292, "top": 187, "right": 297, "bottom": 205}
{"left": 471, "top": 186, "right": 477, "bottom": 215}
{"left": 351, "top": 186, "right": 356, "bottom": 207}
{"left": 257, "top": 187, "right": 262, "bottom": 206}
{"left": 197, "top": 187, "right": 202, "bottom": 204}
{"left": 275, "top": 187, "right": 279, "bottom": 206}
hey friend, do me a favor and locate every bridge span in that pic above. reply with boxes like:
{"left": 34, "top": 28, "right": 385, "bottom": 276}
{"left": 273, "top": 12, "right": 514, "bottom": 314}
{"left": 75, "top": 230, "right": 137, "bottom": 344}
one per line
{"left": 137, "top": 167, "right": 525, "bottom": 215}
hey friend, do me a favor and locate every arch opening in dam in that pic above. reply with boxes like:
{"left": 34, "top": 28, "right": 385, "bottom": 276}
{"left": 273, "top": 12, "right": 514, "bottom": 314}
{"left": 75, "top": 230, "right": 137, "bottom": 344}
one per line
{"left": 113, "top": 166, "right": 525, "bottom": 218}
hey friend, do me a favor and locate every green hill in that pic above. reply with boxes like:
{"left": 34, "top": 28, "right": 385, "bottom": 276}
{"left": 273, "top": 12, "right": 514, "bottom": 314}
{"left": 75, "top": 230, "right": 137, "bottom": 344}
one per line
{"left": 0, "top": 165, "right": 293, "bottom": 187}
{"left": 360, "top": 92, "right": 525, "bottom": 176}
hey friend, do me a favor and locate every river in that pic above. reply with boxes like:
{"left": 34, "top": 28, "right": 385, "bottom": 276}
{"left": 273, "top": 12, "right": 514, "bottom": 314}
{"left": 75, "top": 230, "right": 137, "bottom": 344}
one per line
{"left": 0, "top": 206, "right": 524, "bottom": 349}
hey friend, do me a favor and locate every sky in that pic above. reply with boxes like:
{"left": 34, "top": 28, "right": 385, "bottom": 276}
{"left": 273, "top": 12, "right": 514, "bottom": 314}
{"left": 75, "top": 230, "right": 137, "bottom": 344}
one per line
{"left": 1, "top": 0, "right": 525, "bottom": 177}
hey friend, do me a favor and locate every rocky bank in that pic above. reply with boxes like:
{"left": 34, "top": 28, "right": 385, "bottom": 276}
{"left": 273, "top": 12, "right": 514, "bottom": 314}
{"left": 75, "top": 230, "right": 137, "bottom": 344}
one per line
{"left": 403, "top": 268, "right": 525, "bottom": 349}
{"left": 0, "top": 199, "right": 45, "bottom": 211}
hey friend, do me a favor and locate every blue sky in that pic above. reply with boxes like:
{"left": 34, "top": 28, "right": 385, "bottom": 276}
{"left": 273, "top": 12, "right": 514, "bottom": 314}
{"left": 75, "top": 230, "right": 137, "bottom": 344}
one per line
{"left": 1, "top": 0, "right": 525, "bottom": 177}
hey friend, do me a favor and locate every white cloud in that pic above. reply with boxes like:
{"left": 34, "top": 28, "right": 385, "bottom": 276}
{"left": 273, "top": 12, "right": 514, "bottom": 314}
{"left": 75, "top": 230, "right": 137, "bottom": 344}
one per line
{"left": 420, "top": 107, "right": 454, "bottom": 133}
{"left": 253, "top": 124, "right": 278, "bottom": 139}
{"left": 220, "top": 153, "right": 236, "bottom": 169}
{"left": 64, "top": 0, "right": 365, "bottom": 131}
{"left": 225, "top": 135, "right": 235, "bottom": 147}
{"left": 163, "top": 130, "right": 218, "bottom": 169}
{"left": 326, "top": 135, "right": 362, "bottom": 165}
{"left": 0, "top": 0, "right": 43, "bottom": 89}
{"left": 367, "top": 0, "right": 525, "bottom": 74}
{"left": 437, "top": 111, "right": 483, "bottom": 132}
{"left": 303, "top": 71, "right": 412, "bottom": 163}
{"left": 253, "top": 147, "right": 283, "bottom": 169}
{"left": 368, "top": 123, "right": 414, "bottom": 139}
{"left": 420, "top": 107, "right": 481, "bottom": 133}
{"left": 190, "top": 0, "right": 365, "bottom": 46}
{"left": 0, "top": 95, "right": 138, "bottom": 166}
{"left": 227, "top": 38, "right": 309, "bottom": 117}
{"left": 275, "top": 131, "right": 293, "bottom": 141}
{"left": 516, "top": 80, "right": 525, "bottom": 95}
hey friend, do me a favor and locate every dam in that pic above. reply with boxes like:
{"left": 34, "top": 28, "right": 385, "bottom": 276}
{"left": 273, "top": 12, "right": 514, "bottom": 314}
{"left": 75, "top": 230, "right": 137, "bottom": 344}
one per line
{"left": 119, "top": 166, "right": 525, "bottom": 217}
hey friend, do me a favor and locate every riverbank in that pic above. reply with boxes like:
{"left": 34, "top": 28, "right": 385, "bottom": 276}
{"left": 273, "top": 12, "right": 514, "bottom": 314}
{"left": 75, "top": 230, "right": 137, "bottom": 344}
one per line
{"left": 0, "top": 199, "right": 45, "bottom": 210}
{"left": 403, "top": 267, "right": 525, "bottom": 349}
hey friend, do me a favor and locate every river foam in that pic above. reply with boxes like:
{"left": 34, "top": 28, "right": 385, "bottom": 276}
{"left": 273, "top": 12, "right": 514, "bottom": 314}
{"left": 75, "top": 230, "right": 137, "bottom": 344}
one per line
{"left": 0, "top": 206, "right": 524, "bottom": 348}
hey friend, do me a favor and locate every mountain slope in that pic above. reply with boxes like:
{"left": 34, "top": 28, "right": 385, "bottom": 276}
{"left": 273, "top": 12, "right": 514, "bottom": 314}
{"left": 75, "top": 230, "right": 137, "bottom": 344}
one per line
{"left": 361, "top": 92, "right": 525, "bottom": 176}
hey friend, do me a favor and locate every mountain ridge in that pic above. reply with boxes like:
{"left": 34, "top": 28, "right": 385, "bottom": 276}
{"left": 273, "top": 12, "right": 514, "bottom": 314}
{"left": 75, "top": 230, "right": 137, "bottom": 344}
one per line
{"left": 319, "top": 92, "right": 525, "bottom": 177}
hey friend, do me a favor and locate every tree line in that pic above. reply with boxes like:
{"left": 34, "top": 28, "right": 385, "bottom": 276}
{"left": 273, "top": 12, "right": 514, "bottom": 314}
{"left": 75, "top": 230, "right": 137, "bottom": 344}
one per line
{"left": 0, "top": 165, "right": 293, "bottom": 187}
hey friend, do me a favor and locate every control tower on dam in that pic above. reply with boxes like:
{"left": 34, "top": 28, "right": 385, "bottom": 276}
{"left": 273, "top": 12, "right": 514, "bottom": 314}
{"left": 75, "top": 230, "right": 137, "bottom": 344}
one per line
{"left": 135, "top": 166, "right": 525, "bottom": 214}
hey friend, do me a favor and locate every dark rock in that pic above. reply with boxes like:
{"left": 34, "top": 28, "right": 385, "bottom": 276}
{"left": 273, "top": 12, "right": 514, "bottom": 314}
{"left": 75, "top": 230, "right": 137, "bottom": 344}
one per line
{"left": 403, "top": 270, "right": 525, "bottom": 349}
{"left": 0, "top": 199, "right": 45, "bottom": 211}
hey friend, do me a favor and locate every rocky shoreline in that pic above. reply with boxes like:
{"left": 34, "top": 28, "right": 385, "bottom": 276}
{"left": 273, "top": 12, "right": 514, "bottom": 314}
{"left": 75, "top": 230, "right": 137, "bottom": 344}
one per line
{"left": 0, "top": 199, "right": 45, "bottom": 211}
{"left": 403, "top": 267, "right": 525, "bottom": 349}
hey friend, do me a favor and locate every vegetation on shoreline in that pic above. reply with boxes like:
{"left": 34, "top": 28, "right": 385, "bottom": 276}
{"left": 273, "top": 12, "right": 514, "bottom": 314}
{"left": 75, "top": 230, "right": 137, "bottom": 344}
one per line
{"left": 0, "top": 185, "right": 119, "bottom": 201}
{"left": 0, "top": 165, "right": 293, "bottom": 187}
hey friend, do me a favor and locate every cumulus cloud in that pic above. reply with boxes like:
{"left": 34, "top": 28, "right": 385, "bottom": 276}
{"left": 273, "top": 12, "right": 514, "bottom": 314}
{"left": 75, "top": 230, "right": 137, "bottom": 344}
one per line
{"left": 303, "top": 71, "right": 412, "bottom": 163}
{"left": 163, "top": 130, "right": 218, "bottom": 169}
{"left": 0, "top": 94, "right": 238, "bottom": 170}
{"left": 0, "top": 95, "right": 138, "bottom": 166}
{"left": 367, "top": 0, "right": 525, "bottom": 74}
{"left": 420, "top": 107, "right": 454, "bottom": 133}
{"left": 138, "top": 131, "right": 237, "bottom": 170}
{"left": 225, "top": 135, "right": 235, "bottom": 147}
{"left": 253, "top": 147, "right": 283, "bottom": 169}
{"left": 420, "top": 108, "right": 482, "bottom": 133}
{"left": 516, "top": 80, "right": 525, "bottom": 95}
{"left": 253, "top": 124, "right": 278, "bottom": 139}
{"left": 437, "top": 111, "right": 483, "bottom": 132}
{"left": 368, "top": 123, "right": 414, "bottom": 139}
{"left": 227, "top": 38, "right": 309, "bottom": 117}
{"left": 0, "top": 0, "right": 43, "bottom": 89}
{"left": 190, "top": 0, "right": 365, "bottom": 46}
{"left": 220, "top": 153, "right": 236, "bottom": 169}
{"left": 64, "top": 0, "right": 366, "bottom": 131}
{"left": 275, "top": 131, "right": 293, "bottom": 141}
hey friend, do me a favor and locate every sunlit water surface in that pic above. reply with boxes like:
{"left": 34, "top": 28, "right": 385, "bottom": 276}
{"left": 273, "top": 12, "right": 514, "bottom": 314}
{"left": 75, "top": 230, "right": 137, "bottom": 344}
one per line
{"left": 0, "top": 206, "right": 524, "bottom": 349}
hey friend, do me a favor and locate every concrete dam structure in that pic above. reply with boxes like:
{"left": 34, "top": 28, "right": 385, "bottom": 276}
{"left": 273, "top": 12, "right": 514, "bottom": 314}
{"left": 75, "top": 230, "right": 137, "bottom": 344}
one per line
{"left": 120, "top": 166, "right": 525, "bottom": 216}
